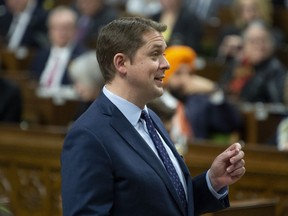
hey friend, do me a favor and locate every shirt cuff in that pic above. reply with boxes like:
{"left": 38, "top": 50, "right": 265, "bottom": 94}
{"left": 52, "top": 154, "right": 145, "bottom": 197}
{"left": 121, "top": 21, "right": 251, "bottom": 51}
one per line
{"left": 209, "top": 87, "right": 224, "bottom": 105}
{"left": 206, "top": 170, "right": 228, "bottom": 199}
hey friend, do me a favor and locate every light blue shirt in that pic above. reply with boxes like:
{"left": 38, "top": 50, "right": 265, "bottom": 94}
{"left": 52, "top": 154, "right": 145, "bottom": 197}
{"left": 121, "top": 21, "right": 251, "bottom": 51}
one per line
{"left": 103, "top": 86, "right": 227, "bottom": 200}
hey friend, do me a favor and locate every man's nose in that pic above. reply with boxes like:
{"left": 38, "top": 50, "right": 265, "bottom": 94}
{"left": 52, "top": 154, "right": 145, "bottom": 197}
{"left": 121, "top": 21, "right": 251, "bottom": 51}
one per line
{"left": 161, "top": 55, "right": 170, "bottom": 70}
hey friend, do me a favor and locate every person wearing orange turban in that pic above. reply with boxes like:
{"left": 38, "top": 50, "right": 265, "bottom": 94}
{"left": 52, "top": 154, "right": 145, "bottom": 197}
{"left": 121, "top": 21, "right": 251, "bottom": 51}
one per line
{"left": 163, "top": 45, "right": 197, "bottom": 86}
{"left": 161, "top": 45, "right": 242, "bottom": 141}
{"left": 161, "top": 45, "right": 198, "bottom": 144}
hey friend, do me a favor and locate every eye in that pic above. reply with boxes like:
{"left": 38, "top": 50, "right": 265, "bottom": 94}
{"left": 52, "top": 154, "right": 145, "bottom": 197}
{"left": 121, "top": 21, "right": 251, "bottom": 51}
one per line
{"left": 153, "top": 51, "right": 160, "bottom": 56}
{"left": 150, "top": 51, "right": 161, "bottom": 61}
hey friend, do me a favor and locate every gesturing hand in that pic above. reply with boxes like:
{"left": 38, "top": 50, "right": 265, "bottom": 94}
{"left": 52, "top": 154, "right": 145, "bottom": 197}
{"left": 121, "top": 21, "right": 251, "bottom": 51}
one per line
{"left": 208, "top": 143, "right": 245, "bottom": 192}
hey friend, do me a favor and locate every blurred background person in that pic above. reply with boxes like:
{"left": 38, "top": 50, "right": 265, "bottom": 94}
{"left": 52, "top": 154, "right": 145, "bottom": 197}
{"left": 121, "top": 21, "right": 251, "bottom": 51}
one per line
{"left": 188, "top": 0, "right": 232, "bottom": 24}
{"left": 0, "top": 75, "right": 22, "bottom": 122}
{"left": 219, "top": 20, "right": 288, "bottom": 105}
{"left": 0, "top": 0, "right": 48, "bottom": 51}
{"left": 150, "top": 0, "right": 203, "bottom": 53}
{"left": 163, "top": 45, "right": 242, "bottom": 142}
{"left": 147, "top": 92, "right": 191, "bottom": 154}
{"left": 29, "top": 6, "right": 86, "bottom": 100}
{"left": 68, "top": 51, "right": 104, "bottom": 120}
{"left": 72, "top": 0, "right": 119, "bottom": 48}
{"left": 125, "top": 0, "right": 162, "bottom": 17}
{"left": 272, "top": 0, "right": 288, "bottom": 7}
{"left": 217, "top": 0, "right": 284, "bottom": 62}
{"left": 277, "top": 116, "right": 288, "bottom": 151}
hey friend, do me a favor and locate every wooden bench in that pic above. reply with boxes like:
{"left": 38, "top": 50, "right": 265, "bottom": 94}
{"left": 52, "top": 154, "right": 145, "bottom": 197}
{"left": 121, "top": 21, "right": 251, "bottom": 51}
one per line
{"left": 204, "top": 198, "right": 278, "bottom": 216}
{"left": 0, "top": 49, "right": 35, "bottom": 71}
{"left": 239, "top": 103, "right": 287, "bottom": 145}
{"left": 2, "top": 73, "right": 80, "bottom": 126}
{"left": 0, "top": 123, "right": 66, "bottom": 216}
{"left": 185, "top": 141, "right": 288, "bottom": 216}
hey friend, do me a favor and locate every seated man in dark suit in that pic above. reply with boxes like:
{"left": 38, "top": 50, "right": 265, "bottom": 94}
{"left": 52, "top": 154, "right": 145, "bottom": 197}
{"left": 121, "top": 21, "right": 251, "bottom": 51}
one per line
{"left": 0, "top": 0, "right": 48, "bottom": 50}
{"left": 30, "top": 6, "right": 86, "bottom": 100}
{"left": 72, "top": 0, "right": 119, "bottom": 48}
{"left": 150, "top": 0, "right": 203, "bottom": 53}
{"left": 0, "top": 76, "right": 22, "bottom": 122}
{"left": 61, "top": 16, "right": 246, "bottom": 216}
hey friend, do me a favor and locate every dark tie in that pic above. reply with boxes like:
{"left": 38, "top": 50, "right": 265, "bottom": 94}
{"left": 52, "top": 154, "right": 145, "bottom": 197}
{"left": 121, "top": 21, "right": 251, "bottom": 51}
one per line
{"left": 141, "top": 110, "right": 187, "bottom": 210}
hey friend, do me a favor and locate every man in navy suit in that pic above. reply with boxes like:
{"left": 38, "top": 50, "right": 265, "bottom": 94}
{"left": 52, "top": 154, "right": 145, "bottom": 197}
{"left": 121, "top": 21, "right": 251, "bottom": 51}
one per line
{"left": 0, "top": 77, "right": 22, "bottom": 122}
{"left": 0, "top": 0, "right": 48, "bottom": 49}
{"left": 61, "top": 17, "right": 246, "bottom": 216}
{"left": 30, "top": 6, "right": 86, "bottom": 98}
{"left": 72, "top": 0, "right": 119, "bottom": 48}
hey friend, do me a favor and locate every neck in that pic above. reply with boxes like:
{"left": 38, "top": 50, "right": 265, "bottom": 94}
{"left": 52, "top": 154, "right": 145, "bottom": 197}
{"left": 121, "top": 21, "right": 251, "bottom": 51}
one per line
{"left": 105, "top": 83, "right": 147, "bottom": 110}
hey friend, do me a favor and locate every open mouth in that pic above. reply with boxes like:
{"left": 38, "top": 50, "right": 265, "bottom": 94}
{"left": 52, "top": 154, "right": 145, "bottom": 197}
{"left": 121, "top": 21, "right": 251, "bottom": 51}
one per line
{"left": 154, "top": 77, "right": 163, "bottom": 82}
{"left": 154, "top": 75, "right": 164, "bottom": 82}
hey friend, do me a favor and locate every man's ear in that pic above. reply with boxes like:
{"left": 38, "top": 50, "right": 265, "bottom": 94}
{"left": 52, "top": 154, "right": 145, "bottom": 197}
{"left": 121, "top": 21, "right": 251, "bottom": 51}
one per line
{"left": 113, "top": 53, "right": 128, "bottom": 76}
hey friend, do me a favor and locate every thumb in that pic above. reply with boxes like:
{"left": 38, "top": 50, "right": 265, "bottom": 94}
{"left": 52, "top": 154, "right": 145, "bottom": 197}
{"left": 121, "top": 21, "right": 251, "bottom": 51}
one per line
{"left": 219, "top": 142, "right": 242, "bottom": 162}
{"left": 225, "top": 142, "right": 242, "bottom": 152}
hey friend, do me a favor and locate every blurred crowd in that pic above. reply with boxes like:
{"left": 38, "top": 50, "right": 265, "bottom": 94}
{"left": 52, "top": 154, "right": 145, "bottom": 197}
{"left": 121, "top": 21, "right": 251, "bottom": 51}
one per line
{"left": 1, "top": 0, "right": 288, "bottom": 150}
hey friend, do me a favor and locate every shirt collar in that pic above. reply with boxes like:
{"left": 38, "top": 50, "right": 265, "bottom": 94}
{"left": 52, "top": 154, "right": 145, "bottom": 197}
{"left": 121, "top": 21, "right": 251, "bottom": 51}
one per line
{"left": 103, "top": 86, "right": 148, "bottom": 126}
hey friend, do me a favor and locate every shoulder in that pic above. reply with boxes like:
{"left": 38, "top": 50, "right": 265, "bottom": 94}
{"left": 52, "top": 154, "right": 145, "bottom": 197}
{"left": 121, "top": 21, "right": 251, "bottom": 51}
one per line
{"left": 260, "top": 58, "right": 287, "bottom": 75}
{"left": 95, "top": 5, "right": 119, "bottom": 19}
{"left": 32, "top": 5, "right": 49, "bottom": 19}
{"left": 0, "top": 78, "right": 21, "bottom": 98}
{"left": 70, "top": 93, "right": 113, "bottom": 130}
{"left": 71, "top": 45, "right": 87, "bottom": 58}
{"left": 32, "top": 48, "right": 51, "bottom": 63}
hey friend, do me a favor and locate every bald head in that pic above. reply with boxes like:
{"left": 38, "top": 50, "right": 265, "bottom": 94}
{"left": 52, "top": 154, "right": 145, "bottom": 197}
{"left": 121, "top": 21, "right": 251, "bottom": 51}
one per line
{"left": 48, "top": 6, "right": 78, "bottom": 47}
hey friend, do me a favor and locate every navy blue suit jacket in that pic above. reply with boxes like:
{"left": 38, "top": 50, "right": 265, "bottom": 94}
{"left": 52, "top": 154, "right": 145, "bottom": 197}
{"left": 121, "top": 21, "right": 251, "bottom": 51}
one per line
{"left": 0, "top": 78, "right": 22, "bottom": 122}
{"left": 0, "top": 3, "right": 48, "bottom": 48}
{"left": 61, "top": 92, "right": 229, "bottom": 216}
{"left": 73, "top": 4, "right": 119, "bottom": 47}
{"left": 29, "top": 45, "right": 86, "bottom": 85}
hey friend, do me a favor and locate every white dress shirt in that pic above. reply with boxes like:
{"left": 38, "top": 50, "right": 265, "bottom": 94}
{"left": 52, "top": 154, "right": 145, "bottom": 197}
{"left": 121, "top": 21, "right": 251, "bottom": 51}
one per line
{"left": 7, "top": 0, "right": 36, "bottom": 50}
{"left": 39, "top": 46, "right": 72, "bottom": 89}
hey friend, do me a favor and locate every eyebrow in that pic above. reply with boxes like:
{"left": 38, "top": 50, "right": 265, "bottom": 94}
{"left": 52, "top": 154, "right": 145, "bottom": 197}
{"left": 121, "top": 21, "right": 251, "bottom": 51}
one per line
{"left": 150, "top": 44, "right": 167, "bottom": 51}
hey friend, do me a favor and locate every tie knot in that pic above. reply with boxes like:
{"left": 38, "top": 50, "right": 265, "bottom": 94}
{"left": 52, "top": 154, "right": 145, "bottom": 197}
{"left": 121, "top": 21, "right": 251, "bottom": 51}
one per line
{"left": 140, "top": 110, "right": 150, "bottom": 122}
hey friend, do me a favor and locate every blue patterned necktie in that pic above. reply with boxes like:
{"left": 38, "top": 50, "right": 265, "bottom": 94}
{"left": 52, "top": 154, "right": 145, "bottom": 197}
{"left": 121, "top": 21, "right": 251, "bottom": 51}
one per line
{"left": 141, "top": 110, "right": 187, "bottom": 211}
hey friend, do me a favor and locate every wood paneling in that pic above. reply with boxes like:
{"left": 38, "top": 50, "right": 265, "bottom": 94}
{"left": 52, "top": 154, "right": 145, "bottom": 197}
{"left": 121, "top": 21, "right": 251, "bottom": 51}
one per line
{"left": 0, "top": 124, "right": 66, "bottom": 216}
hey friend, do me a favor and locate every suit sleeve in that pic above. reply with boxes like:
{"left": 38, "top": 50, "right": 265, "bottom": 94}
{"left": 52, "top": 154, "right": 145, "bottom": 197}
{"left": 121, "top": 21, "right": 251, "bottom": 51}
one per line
{"left": 193, "top": 172, "right": 229, "bottom": 215}
{"left": 61, "top": 126, "right": 114, "bottom": 216}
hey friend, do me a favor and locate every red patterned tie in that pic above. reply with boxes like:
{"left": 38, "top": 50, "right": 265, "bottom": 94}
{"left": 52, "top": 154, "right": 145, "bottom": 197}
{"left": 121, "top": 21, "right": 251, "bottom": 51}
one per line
{"left": 46, "top": 56, "right": 60, "bottom": 87}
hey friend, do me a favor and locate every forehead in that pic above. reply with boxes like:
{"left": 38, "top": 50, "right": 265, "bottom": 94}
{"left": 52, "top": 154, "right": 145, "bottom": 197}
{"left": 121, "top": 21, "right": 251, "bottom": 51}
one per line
{"left": 49, "top": 11, "right": 75, "bottom": 26}
{"left": 245, "top": 26, "right": 268, "bottom": 39}
{"left": 141, "top": 30, "right": 167, "bottom": 50}
{"left": 240, "top": 0, "right": 256, "bottom": 6}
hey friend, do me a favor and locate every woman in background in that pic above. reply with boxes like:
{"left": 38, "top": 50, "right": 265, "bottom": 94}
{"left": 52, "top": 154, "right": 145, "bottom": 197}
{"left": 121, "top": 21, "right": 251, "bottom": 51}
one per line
{"left": 68, "top": 51, "right": 104, "bottom": 119}
{"left": 219, "top": 21, "right": 288, "bottom": 105}
{"left": 217, "top": 0, "right": 283, "bottom": 62}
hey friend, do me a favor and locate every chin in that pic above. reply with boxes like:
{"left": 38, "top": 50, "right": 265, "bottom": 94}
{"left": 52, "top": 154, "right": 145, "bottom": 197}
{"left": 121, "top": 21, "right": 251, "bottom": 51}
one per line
{"left": 147, "top": 88, "right": 163, "bottom": 102}
{"left": 156, "top": 86, "right": 164, "bottom": 97}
